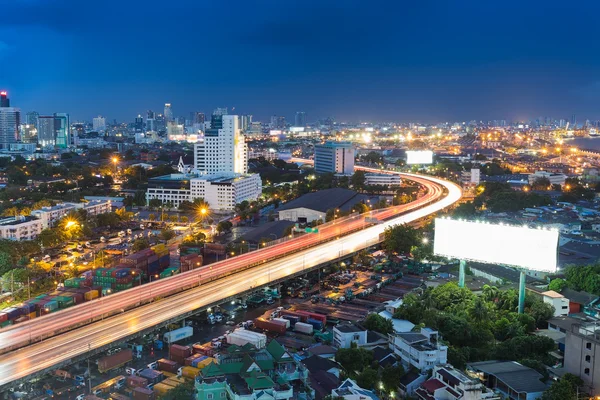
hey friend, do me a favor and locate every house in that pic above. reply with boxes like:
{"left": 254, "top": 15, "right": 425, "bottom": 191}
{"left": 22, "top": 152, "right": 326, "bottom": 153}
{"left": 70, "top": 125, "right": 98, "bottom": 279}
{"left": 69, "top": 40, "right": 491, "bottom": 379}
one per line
{"left": 372, "top": 346, "right": 397, "bottom": 368}
{"left": 377, "top": 310, "right": 415, "bottom": 334}
{"left": 390, "top": 328, "right": 448, "bottom": 371}
{"left": 399, "top": 371, "right": 427, "bottom": 397}
{"left": 195, "top": 340, "right": 309, "bottom": 400}
{"left": 332, "top": 378, "right": 380, "bottom": 400}
{"left": 333, "top": 323, "right": 367, "bottom": 349}
{"left": 561, "top": 288, "right": 598, "bottom": 315}
{"left": 468, "top": 361, "right": 548, "bottom": 400}
{"left": 309, "top": 370, "right": 340, "bottom": 400}
{"left": 307, "top": 345, "right": 336, "bottom": 360}
{"left": 541, "top": 290, "right": 569, "bottom": 317}
{"left": 415, "top": 365, "right": 501, "bottom": 400}
{"left": 301, "top": 354, "right": 342, "bottom": 378}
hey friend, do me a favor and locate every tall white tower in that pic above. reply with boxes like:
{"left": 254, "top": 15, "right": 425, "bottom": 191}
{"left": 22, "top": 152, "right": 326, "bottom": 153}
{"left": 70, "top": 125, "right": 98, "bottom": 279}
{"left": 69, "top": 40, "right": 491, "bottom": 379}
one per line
{"left": 194, "top": 114, "right": 247, "bottom": 175}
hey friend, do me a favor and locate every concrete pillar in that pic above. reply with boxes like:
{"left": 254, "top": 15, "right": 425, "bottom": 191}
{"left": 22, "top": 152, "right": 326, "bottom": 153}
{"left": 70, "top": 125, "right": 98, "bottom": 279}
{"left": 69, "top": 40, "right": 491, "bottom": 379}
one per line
{"left": 518, "top": 270, "right": 526, "bottom": 314}
{"left": 458, "top": 260, "right": 466, "bottom": 288}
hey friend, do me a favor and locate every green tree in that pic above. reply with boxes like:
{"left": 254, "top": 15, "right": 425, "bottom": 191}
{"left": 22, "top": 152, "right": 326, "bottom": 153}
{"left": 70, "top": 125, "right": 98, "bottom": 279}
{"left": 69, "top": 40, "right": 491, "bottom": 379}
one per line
{"left": 157, "top": 380, "right": 195, "bottom": 400}
{"left": 356, "top": 367, "right": 378, "bottom": 389}
{"left": 148, "top": 213, "right": 156, "bottom": 221}
{"left": 548, "top": 278, "right": 567, "bottom": 292}
{"left": 335, "top": 347, "right": 373, "bottom": 374}
{"left": 381, "top": 365, "right": 405, "bottom": 392}
{"left": 132, "top": 238, "right": 150, "bottom": 252}
{"left": 382, "top": 224, "right": 421, "bottom": 255}
{"left": 351, "top": 170, "right": 366, "bottom": 191}
{"left": 148, "top": 198, "right": 163, "bottom": 210}
{"left": 38, "top": 229, "right": 63, "bottom": 248}
{"left": 541, "top": 373, "right": 583, "bottom": 400}
{"left": 180, "top": 216, "right": 189, "bottom": 224}
{"left": 0, "top": 252, "right": 13, "bottom": 277}
{"left": 363, "top": 313, "right": 394, "bottom": 335}
{"left": 160, "top": 229, "right": 176, "bottom": 241}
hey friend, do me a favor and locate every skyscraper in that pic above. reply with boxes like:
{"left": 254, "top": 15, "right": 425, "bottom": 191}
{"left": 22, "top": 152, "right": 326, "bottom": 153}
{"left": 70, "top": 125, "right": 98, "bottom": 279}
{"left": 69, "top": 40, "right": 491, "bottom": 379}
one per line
{"left": 0, "top": 92, "right": 20, "bottom": 149}
{"left": 37, "top": 116, "right": 56, "bottom": 147}
{"left": 194, "top": 113, "right": 247, "bottom": 175}
{"left": 93, "top": 116, "right": 106, "bottom": 132}
{"left": 54, "top": 113, "right": 70, "bottom": 148}
{"left": 295, "top": 111, "right": 306, "bottom": 127}
{"left": 146, "top": 110, "right": 156, "bottom": 132}
{"left": 26, "top": 111, "right": 39, "bottom": 126}
{"left": 239, "top": 115, "right": 252, "bottom": 132}
{"left": 0, "top": 91, "right": 9, "bottom": 107}
{"left": 134, "top": 115, "right": 144, "bottom": 132}
{"left": 192, "top": 112, "right": 205, "bottom": 124}
{"left": 164, "top": 103, "right": 174, "bottom": 122}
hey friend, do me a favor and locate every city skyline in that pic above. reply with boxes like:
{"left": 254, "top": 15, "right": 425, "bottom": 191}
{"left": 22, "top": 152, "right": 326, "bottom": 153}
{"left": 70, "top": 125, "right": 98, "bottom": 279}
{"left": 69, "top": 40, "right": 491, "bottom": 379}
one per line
{"left": 2, "top": 1, "right": 600, "bottom": 122}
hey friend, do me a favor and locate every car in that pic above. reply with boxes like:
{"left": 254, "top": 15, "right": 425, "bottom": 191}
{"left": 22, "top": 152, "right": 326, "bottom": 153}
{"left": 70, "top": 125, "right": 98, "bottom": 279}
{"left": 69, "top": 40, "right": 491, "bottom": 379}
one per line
{"left": 225, "top": 321, "right": 235, "bottom": 326}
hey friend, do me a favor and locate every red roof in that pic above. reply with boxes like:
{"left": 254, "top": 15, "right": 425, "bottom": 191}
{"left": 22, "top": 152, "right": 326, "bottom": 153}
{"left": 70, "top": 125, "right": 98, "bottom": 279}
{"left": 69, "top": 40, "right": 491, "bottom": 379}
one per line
{"left": 421, "top": 378, "right": 445, "bottom": 393}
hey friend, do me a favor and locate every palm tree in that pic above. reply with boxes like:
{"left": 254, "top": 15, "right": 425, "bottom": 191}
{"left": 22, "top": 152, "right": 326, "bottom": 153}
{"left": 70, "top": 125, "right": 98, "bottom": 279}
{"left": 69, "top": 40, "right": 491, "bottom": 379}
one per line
{"left": 482, "top": 285, "right": 499, "bottom": 302}
{"left": 468, "top": 297, "right": 490, "bottom": 323}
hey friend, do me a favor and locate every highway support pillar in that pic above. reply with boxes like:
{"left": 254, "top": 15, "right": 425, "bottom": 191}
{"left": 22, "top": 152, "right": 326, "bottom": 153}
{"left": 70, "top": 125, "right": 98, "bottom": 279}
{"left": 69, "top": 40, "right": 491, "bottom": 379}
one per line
{"left": 458, "top": 260, "right": 466, "bottom": 288}
{"left": 518, "top": 270, "right": 526, "bottom": 314}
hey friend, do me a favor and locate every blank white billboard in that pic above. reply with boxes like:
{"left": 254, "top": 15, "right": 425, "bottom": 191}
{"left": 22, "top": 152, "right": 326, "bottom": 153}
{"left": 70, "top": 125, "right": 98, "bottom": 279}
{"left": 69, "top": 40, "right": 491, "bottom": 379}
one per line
{"left": 434, "top": 218, "right": 559, "bottom": 272}
{"left": 406, "top": 150, "right": 433, "bottom": 165}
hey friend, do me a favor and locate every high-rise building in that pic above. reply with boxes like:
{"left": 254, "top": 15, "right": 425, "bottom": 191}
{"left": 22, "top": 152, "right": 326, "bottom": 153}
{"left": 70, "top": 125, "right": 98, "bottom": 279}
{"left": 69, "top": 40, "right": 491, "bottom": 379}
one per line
{"left": 0, "top": 91, "right": 9, "bottom": 107}
{"left": 93, "top": 116, "right": 106, "bottom": 132}
{"left": 0, "top": 92, "right": 20, "bottom": 149}
{"left": 54, "top": 113, "right": 70, "bottom": 148}
{"left": 134, "top": 115, "right": 144, "bottom": 132}
{"left": 314, "top": 141, "right": 355, "bottom": 175}
{"left": 213, "top": 107, "right": 228, "bottom": 116}
{"left": 38, "top": 116, "right": 56, "bottom": 147}
{"left": 239, "top": 115, "right": 252, "bottom": 132}
{"left": 155, "top": 114, "right": 166, "bottom": 132}
{"left": 571, "top": 114, "right": 577, "bottom": 127}
{"left": 194, "top": 114, "right": 247, "bottom": 175}
{"left": 26, "top": 111, "right": 39, "bottom": 126}
{"left": 164, "top": 103, "right": 173, "bottom": 122}
{"left": 192, "top": 112, "right": 205, "bottom": 124}
{"left": 146, "top": 110, "right": 156, "bottom": 132}
{"left": 295, "top": 111, "right": 306, "bottom": 127}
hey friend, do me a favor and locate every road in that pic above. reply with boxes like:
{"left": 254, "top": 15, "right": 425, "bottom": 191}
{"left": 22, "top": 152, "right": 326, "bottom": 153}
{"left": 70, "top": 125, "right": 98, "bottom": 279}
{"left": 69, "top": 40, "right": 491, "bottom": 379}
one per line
{"left": 0, "top": 171, "right": 461, "bottom": 388}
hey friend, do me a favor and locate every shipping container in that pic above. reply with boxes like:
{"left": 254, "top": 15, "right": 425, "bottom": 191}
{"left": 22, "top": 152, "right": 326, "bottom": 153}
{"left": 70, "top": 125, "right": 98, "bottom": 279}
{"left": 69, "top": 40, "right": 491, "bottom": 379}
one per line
{"left": 97, "top": 349, "right": 133, "bottom": 373}
{"left": 281, "top": 315, "right": 299, "bottom": 326}
{"left": 254, "top": 318, "right": 287, "bottom": 334}
{"left": 157, "top": 359, "right": 179, "bottom": 374}
{"left": 295, "top": 310, "right": 327, "bottom": 325}
{"left": 306, "top": 318, "right": 323, "bottom": 331}
{"left": 132, "top": 386, "right": 155, "bottom": 400}
{"left": 193, "top": 356, "right": 215, "bottom": 369}
{"left": 127, "top": 375, "right": 148, "bottom": 389}
{"left": 3, "top": 307, "right": 23, "bottom": 320}
{"left": 85, "top": 290, "right": 99, "bottom": 301}
{"left": 138, "top": 368, "right": 164, "bottom": 385}
{"left": 163, "top": 326, "right": 193, "bottom": 343}
{"left": 152, "top": 383, "right": 173, "bottom": 396}
{"left": 179, "top": 366, "right": 200, "bottom": 380}
{"left": 294, "top": 322, "right": 314, "bottom": 335}
{"left": 170, "top": 344, "right": 192, "bottom": 357}
{"left": 272, "top": 318, "right": 291, "bottom": 329}
{"left": 225, "top": 329, "right": 267, "bottom": 349}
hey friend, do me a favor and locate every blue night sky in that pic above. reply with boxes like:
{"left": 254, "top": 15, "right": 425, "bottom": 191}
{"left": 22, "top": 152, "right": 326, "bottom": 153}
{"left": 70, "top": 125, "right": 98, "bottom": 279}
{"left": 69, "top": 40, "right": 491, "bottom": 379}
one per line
{"left": 1, "top": 0, "right": 600, "bottom": 123}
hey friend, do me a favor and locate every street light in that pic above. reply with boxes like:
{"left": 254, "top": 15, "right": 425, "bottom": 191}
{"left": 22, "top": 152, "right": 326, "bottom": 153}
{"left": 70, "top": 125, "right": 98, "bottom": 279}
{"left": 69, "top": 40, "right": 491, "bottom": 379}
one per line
{"left": 112, "top": 156, "right": 118, "bottom": 173}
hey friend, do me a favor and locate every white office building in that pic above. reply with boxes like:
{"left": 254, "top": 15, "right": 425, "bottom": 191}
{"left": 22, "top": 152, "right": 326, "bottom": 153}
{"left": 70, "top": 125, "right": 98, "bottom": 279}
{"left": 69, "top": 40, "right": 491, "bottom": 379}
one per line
{"left": 365, "top": 173, "right": 401, "bottom": 186}
{"left": 528, "top": 170, "right": 567, "bottom": 186}
{"left": 0, "top": 216, "right": 43, "bottom": 241}
{"left": 391, "top": 327, "right": 448, "bottom": 371}
{"left": 93, "top": 116, "right": 106, "bottom": 132}
{"left": 194, "top": 114, "right": 247, "bottom": 175}
{"left": 314, "top": 141, "right": 354, "bottom": 175}
{"left": 0, "top": 107, "right": 20, "bottom": 149}
{"left": 146, "top": 173, "right": 261, "bottom": 211}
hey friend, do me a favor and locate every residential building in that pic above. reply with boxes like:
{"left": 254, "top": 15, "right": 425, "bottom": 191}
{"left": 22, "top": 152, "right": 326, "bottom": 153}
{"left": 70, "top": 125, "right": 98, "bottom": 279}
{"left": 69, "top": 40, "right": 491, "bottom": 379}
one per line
{"left": 146, "top": 173, "right": 261, "bottom": 211}
{"left": 314, "top": 141, "right": 354, "bottom": 175}
{"left": 194, "top": 114, "right": 248, "bottom": 175}
{"left": 564, "top": 322, "right": 600, "bottom": 396}
{"left": 331, "top": 379, "right": 380, "bottom": 400}
{"left": 364, "top": 173, "right": 401, "bottom": 186}
{"left": 468, "top": 361, "right": 548, "bottom": 400}
{"left": 92, "top": 116, "right": 106, "bottom": 132}
{"left": 333, "top": 323, "right": 367, "bottom": 349}
{"left": 195, "top": 340, "right": 309, "bottom": 400}
{"left": 37, "top": 116, "right": 56, "bottom": 147}
{"left": 415, "top": 365, "right": 501, "bottom": 400}
{"left": 31, "top": 200, "right": 111, "bottom": 229}
{"left": 391, "top": 328, "right": 448, "bottom": 371}
{"left": 0, "top": 92, "right": 20, "bottom": 149}
{"left": 541, "top": 290, "right": 569, "bottom": 317}
{"left": 0, "top": 216, "right": 43, "bottom": 241}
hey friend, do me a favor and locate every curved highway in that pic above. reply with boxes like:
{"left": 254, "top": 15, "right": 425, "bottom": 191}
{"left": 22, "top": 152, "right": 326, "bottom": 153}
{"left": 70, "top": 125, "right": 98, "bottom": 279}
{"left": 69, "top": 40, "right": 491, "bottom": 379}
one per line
{"left": 0, "top": 169, "right": 461, "bottom": 388}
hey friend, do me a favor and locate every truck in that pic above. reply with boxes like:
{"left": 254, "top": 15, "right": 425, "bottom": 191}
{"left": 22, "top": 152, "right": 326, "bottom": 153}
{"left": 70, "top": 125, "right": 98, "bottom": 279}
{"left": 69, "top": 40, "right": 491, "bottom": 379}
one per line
{"left": 225, "top": 329, "right": 267, "bottom": 349}
{"left": 294, "top": 322, "right": 314, "bottom": 335}
{"left": 163, "top": 326, "right": 193, "bottom": 343}
{"left": 254, "top": 318, "right": 287, "bottom": 334}
{"left": 97, "top": 349, "right": 133, "bottom": 373}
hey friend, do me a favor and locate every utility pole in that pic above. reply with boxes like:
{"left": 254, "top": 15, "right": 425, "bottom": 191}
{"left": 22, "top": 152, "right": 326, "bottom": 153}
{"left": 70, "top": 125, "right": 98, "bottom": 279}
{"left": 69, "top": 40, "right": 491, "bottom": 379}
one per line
{"left": 87, "top": 343, "right": 92, "bottom": 394}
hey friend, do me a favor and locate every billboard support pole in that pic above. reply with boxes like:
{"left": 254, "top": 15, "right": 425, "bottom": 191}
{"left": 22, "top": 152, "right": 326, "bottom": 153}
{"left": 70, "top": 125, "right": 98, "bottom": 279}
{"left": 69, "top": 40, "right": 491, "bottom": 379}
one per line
{"left": 518, "top": 270, "right": 526, "bottom": 314}
{"left": 458, "top": 260, "right": 466, "bottom": 288}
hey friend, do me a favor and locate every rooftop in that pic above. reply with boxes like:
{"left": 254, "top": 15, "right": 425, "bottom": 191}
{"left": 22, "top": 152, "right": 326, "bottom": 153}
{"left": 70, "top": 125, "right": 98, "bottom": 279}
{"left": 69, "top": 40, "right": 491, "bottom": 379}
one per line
{"left": 334, "top": 322, "right": 366, "bottom": 334}
{"left": 468, "top": 361, "right": 548, "bottom": 393}
{"left": 0, "top": 216, "right": 39, "bottom": 226}
{"left": 396, "top": 332, "right": 428, "bottom": 344}
{"left": 277, "top": 188, "right": 369, "bottom": 214}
